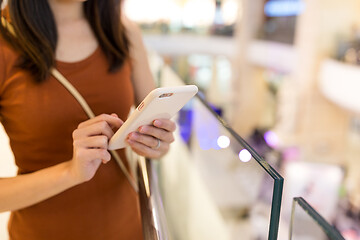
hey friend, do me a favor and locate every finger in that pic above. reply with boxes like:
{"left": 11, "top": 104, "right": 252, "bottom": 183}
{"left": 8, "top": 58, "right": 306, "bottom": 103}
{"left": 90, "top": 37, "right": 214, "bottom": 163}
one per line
{"left": 126, "top": 139, "right": 169, "bottom": 159}
{"left": 78, "top": 114, "right": 123, "bottom": 130}
{"left": 137, "top": 125, "right": 175, "bottom": 143}
{"left": 73, "top": 136, "right": 109, "bottom": 149}
{"left": 88, "top": 149, "right": 111, "bottom": 164}
{"left": 110, "top": 113, "right": 122, "bottom": 131}
{"left": 128, "top": 132, "right": 160, "bottom": 149}
{"left": 153, "top": 119, "right": 177, "bottom": 132}
{"left": 73, "top": 121, "right": 115, "bottom": 139}
{"left": 75, "top": 148, "right": 111, "bottom": 163}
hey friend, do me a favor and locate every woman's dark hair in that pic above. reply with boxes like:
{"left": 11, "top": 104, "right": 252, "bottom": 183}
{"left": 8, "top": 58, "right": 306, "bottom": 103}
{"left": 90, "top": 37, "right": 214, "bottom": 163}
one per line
{"left": 0, "top": 0, "right": 129, "bottom": 82}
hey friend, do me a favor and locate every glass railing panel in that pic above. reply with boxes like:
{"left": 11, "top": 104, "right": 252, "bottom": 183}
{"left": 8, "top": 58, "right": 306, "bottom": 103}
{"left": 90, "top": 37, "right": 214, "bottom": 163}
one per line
{"left": 290, "top": 197, "right": 345, "bottom": 240}
{"left": 156, "top": 88, "right": 283, "bottom": 240}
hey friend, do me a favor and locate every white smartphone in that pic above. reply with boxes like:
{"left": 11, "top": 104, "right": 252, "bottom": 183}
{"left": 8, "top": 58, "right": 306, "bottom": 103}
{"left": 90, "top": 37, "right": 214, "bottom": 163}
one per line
{"left": 108, "top": 85, "right": 198, "bottom": 150}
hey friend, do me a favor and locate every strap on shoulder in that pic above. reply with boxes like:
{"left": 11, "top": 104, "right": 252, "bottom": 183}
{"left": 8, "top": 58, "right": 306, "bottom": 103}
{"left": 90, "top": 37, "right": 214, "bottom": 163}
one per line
{"left": 1, "top": 16, "right": 15, "bottom": 36}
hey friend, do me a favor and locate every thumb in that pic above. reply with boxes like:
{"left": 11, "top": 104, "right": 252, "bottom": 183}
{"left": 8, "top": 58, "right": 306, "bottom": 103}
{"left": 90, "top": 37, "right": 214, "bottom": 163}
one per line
{"left": 110, "top": 113, "right": 124, "bottom": 130}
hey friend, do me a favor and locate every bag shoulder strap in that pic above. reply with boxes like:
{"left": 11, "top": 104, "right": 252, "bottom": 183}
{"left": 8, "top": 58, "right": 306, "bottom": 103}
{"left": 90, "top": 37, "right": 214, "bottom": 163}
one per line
{"left": 1, "top": 17, "right": 138, "bottom": 192}
{"left": 51, "top": 69, "right": 95, "bottom": 118}
{"left": 51, "top": 69, "right": 138, "bottom": 192}
{"left": 1, "top": 16, "right": 15, "bottom": 35}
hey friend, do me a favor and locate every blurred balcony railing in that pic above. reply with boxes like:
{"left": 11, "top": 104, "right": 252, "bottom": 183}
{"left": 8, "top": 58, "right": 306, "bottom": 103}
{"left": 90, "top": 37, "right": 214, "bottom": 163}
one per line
{"left": 290, "top": 197, "right": 345, "bottom": 240}
{"left": 139, "top": 58, "right": 284, "bottom": 240}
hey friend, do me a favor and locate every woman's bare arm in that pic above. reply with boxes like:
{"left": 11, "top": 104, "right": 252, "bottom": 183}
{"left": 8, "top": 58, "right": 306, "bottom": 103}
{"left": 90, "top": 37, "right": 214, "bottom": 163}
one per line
{"left": 0, "top": 114, "right": 122, "bottom": 213}
{"left": 0, "top": 161, "right": 76, "bottom": 212}
{"left": 122, "top": 15, "right": 156, "bottom": 105}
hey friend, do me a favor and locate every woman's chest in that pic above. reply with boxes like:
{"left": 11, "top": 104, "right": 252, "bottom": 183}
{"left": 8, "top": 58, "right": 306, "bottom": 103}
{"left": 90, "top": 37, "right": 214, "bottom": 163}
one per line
{"left": 0, "top": 57, "right": 134, "bottom": 142}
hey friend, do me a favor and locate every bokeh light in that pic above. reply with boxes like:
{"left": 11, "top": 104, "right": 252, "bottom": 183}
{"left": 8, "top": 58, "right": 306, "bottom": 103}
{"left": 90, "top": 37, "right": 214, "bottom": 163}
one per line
{"left": 217, "top": 135, "right": 230, "bottom": 148}
{"left": 239, "top": 149, "right": 252, "bottom": 162}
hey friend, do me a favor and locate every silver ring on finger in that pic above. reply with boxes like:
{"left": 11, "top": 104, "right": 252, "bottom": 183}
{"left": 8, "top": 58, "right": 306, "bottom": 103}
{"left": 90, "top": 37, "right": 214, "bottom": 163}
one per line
{"left": 153, "top": 139, "right": 161, "bottom": 150}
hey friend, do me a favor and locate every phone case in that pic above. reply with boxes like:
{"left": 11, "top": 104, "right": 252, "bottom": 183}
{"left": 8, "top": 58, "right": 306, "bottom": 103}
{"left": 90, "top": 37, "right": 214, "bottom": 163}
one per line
{"left": 108, "top": 85, "right": 198, "bottom": 150}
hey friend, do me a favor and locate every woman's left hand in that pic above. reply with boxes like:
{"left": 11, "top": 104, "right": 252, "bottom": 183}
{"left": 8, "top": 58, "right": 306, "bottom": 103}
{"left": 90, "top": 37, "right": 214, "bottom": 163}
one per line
{"left": 126, "top": 119, "right": 176, "bottom": 158}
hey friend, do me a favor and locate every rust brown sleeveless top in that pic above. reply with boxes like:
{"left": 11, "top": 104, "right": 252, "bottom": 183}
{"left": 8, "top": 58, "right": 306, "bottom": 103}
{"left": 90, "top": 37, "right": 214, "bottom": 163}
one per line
{"left": 0, "top": 39, "right": 143, "bottom": 240}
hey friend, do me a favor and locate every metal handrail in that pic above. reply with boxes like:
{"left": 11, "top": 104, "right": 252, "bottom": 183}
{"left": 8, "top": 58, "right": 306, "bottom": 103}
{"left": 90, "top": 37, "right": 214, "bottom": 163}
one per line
{"left": 138, "top": 157, "right": 169, "bottom": 240}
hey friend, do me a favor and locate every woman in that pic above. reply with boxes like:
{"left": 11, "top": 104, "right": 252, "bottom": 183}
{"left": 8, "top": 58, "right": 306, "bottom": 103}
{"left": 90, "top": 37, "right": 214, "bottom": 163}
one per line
{"left": 0, "top": 0, "right": 175, "bottom": 239}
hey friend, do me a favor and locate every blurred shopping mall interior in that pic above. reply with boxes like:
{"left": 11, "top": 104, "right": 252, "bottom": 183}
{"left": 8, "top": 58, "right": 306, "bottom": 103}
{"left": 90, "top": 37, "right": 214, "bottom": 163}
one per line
{"left": 1, "top": 0, "right": 360, "bottom": 239}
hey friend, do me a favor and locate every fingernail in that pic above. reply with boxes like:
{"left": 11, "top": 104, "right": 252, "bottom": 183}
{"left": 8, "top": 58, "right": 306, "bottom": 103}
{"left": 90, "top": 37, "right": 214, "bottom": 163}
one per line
{"left": 153, "top": 120, "right": 161, "bottom": 127}
{"left": 130, "top": 132, "right": 138, "bottom": 140}
{"left": 138, "top": 126, "right": 142, "bottom": 132}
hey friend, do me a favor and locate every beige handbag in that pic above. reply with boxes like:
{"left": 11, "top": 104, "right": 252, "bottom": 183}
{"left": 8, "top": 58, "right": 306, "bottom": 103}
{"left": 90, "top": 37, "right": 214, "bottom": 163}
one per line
{"left": 1, "top": 17, "right": 138, "bottom": 192}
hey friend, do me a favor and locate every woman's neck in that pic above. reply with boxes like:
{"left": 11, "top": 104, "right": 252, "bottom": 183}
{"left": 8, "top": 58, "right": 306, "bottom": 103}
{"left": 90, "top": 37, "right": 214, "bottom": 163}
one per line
{"left": 48, "top": 1, "right": 98, "bottom": 63}
{"left": 48, "top": 0, "right": 85, "bottom": 25}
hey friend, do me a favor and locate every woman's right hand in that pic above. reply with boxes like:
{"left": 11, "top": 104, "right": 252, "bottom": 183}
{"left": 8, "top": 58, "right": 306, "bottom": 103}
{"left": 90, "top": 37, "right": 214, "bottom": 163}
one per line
{"left": 68, "top": 114, "right": 123, "bottom": 184}
{"left": 0, "top": 113, "right": 123, "bottom": 212}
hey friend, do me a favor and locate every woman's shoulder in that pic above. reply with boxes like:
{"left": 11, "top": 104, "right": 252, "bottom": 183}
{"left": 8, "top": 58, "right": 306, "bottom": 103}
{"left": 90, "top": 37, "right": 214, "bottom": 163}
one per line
{"left": 121, "top": 15, "right": 144, "bottom": 46}
{"left": 121, "top": 14, "right": 138, "bottom": 32}
{"left": 0, "top": 35, "right": 19, "bottom": 55}
{"left": 1, "top": 7, "right": 21, "bottom": 62}
{"left": 0, "top": 36, "right": 20, "bottom": 90}
{"left": 0, "top": 36, "right": 19, "bottom": 65}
